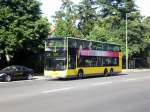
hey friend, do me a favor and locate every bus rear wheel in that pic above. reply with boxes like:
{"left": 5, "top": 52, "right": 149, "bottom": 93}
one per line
{"left": 110, "top": 68, "right": 114, "bottom": 76}
{"left": 78, "top": 70, "right": 83, "bottom": 79}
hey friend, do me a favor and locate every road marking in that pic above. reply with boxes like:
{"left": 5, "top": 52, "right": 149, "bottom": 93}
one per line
{"left": 123, "top": 76, "right": 150, "bottom": 82}
{"left": 123, "top": 78, "right": 137, "bottom": 82}
{"left": 92, "top": 76, "right": 150, "bottom": 86}
{"left": 92, "top": 81, "right": 113, "bottom": 86}
{"left": 42, "top": 87, "right": 74, "bottom": 94}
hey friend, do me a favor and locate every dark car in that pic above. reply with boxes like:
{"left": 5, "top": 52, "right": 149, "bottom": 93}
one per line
{"left": 0, "top": 65, "right": 34, "bottom": 82}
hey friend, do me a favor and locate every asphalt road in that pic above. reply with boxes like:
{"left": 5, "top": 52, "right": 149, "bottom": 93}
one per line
{"left": 0, "top": 71, "right": 150, "bottom": 112}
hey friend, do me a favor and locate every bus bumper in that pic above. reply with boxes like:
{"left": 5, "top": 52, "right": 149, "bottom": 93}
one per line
{"left": 44, "top": 70, "right": 67, "bottom": 78}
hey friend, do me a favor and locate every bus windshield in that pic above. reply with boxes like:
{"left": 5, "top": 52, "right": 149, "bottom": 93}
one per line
{"left": 45, "top": 57, "right": 66, "bottom": 71}
{"left": 45, "top": 38, "right": 66, "bottom": 71}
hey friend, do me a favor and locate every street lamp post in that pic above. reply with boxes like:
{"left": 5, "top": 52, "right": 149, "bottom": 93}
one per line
{"left": 126, "top": 13, "right": 128, "bottom": 69}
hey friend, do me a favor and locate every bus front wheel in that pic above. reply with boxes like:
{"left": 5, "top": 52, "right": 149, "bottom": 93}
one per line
{"left": 104, "top": 69, "right": 108, "bottom": 77}
{"left": 78, "top": 70, "right": 83, "bottom": 79}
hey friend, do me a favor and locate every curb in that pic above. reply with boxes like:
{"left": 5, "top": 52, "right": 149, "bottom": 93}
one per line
{"left": 33, "top": 76, "right": 45, "bottom": 80}
{"left": 33, "top": 69, "right": 150, "bottom": 80}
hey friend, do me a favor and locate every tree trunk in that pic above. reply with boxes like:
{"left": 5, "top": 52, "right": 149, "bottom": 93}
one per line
{"left": 5, "top": 52, "right": 13, "bottom": 63}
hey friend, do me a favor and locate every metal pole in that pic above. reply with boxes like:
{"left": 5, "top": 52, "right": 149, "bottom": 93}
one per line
{"left": 126, "top": 13, "right": 128, "bottom": 69}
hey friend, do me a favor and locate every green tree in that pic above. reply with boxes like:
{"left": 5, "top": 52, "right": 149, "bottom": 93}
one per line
{"left": 142, "top": 17, "right": 150, "bottom": 67}
{"left": 77, "top": 0, "right": 98, "bottom": 37}
{"left": 53, "top": 0, "right": 83, "bottom": 38}
{"left": 0, "top": 0, "right": 50, "bottom": 62}
{"left": 52, "top": 0, "right": 149, "bottom": 68}
{"left": 142, "top": 17, "right": 150, "bottom": 48}
{"left": 92, "top": 0, "right": 144, "bottom": 56}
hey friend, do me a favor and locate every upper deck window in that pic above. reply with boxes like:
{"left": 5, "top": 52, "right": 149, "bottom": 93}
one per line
{"left": 45, "top": 38, "right": 66, "bottom": 51}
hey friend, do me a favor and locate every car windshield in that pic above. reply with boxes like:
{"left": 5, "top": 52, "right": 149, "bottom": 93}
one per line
{"left": 2, "top": 66, "right": 18, "bottom": 71}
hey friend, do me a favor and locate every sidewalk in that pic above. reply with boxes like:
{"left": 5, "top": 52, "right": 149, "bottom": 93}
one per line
{"left": 122, "top": 69, "right": 150, "bottom": 73}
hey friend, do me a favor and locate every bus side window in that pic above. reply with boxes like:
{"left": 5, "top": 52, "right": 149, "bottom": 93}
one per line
{"left": 78, "top": 57, "right": 83, "bottom": 67}
{"left": 102, "top": 58, "right": 111, "bottom": 66}
{"left": 113, "top": 58, "right": 119, "bottom": 66}
{"left": 102, "top": 44, "right": 108, "bottom": 51}
{"left": 69, "top": 55, "right": 76, "bottom": 69}
{"left": 113, "top": 45, "right": 120, "bottom": 52}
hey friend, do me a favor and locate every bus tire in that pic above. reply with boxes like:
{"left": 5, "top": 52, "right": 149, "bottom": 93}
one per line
{"left": 104, "top": 69, "right": 108, "bottom": 77}
{"left": 78, "top": 70, "right": 83, "bottom": 79}
{"left": 110, "top": 68, "right": 114, "bottom": 76}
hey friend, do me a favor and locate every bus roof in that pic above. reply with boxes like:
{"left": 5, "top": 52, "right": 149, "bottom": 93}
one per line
{"left": 46, "top": 36, "right": 121, "bottom": 46}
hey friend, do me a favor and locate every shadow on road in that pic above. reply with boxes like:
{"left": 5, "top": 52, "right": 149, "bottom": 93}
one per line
{"left": 48, "top": 73, "right": 128, "bottom": 81}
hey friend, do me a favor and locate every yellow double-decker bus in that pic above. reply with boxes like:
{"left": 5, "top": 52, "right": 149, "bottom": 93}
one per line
{"left": 44, "top": 37, "right": 122, "bottom": 79}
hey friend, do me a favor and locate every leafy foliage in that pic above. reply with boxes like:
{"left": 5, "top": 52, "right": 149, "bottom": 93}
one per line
{"left": 0, "top": 0, "right": 50, "bottom": 57}
{"left": 76, "top": 0, "right": 98, "bottom": 36}
{"left": 54, "top": 0, "right": 147, "bottom": 57}
{"left": 53, "top": 0, "right": 83, "bottom": 38}
{"left": 142, "top": 17, "right": 150, "bottom": 48}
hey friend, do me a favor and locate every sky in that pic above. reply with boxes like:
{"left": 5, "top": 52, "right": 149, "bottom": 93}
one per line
{"left": 39, "top": 0, "right": 150, "bottom": 23}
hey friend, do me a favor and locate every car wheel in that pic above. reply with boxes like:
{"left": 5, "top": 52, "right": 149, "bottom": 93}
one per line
{"left": 27, "top": 74, "right": 33, "bottom": 80}
{"left": 4, "top": 75, "right": 11, "bottom": 82}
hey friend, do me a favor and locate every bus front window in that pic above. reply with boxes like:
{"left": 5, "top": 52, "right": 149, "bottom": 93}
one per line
{"left": 45, "top": 38, "right": 66, "bottom": 71}
{"left": 45, "top": 38, "right": 65, "bottom": 52}
{"left": 45, "top": 57, "right": 66, "bottom": 71}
